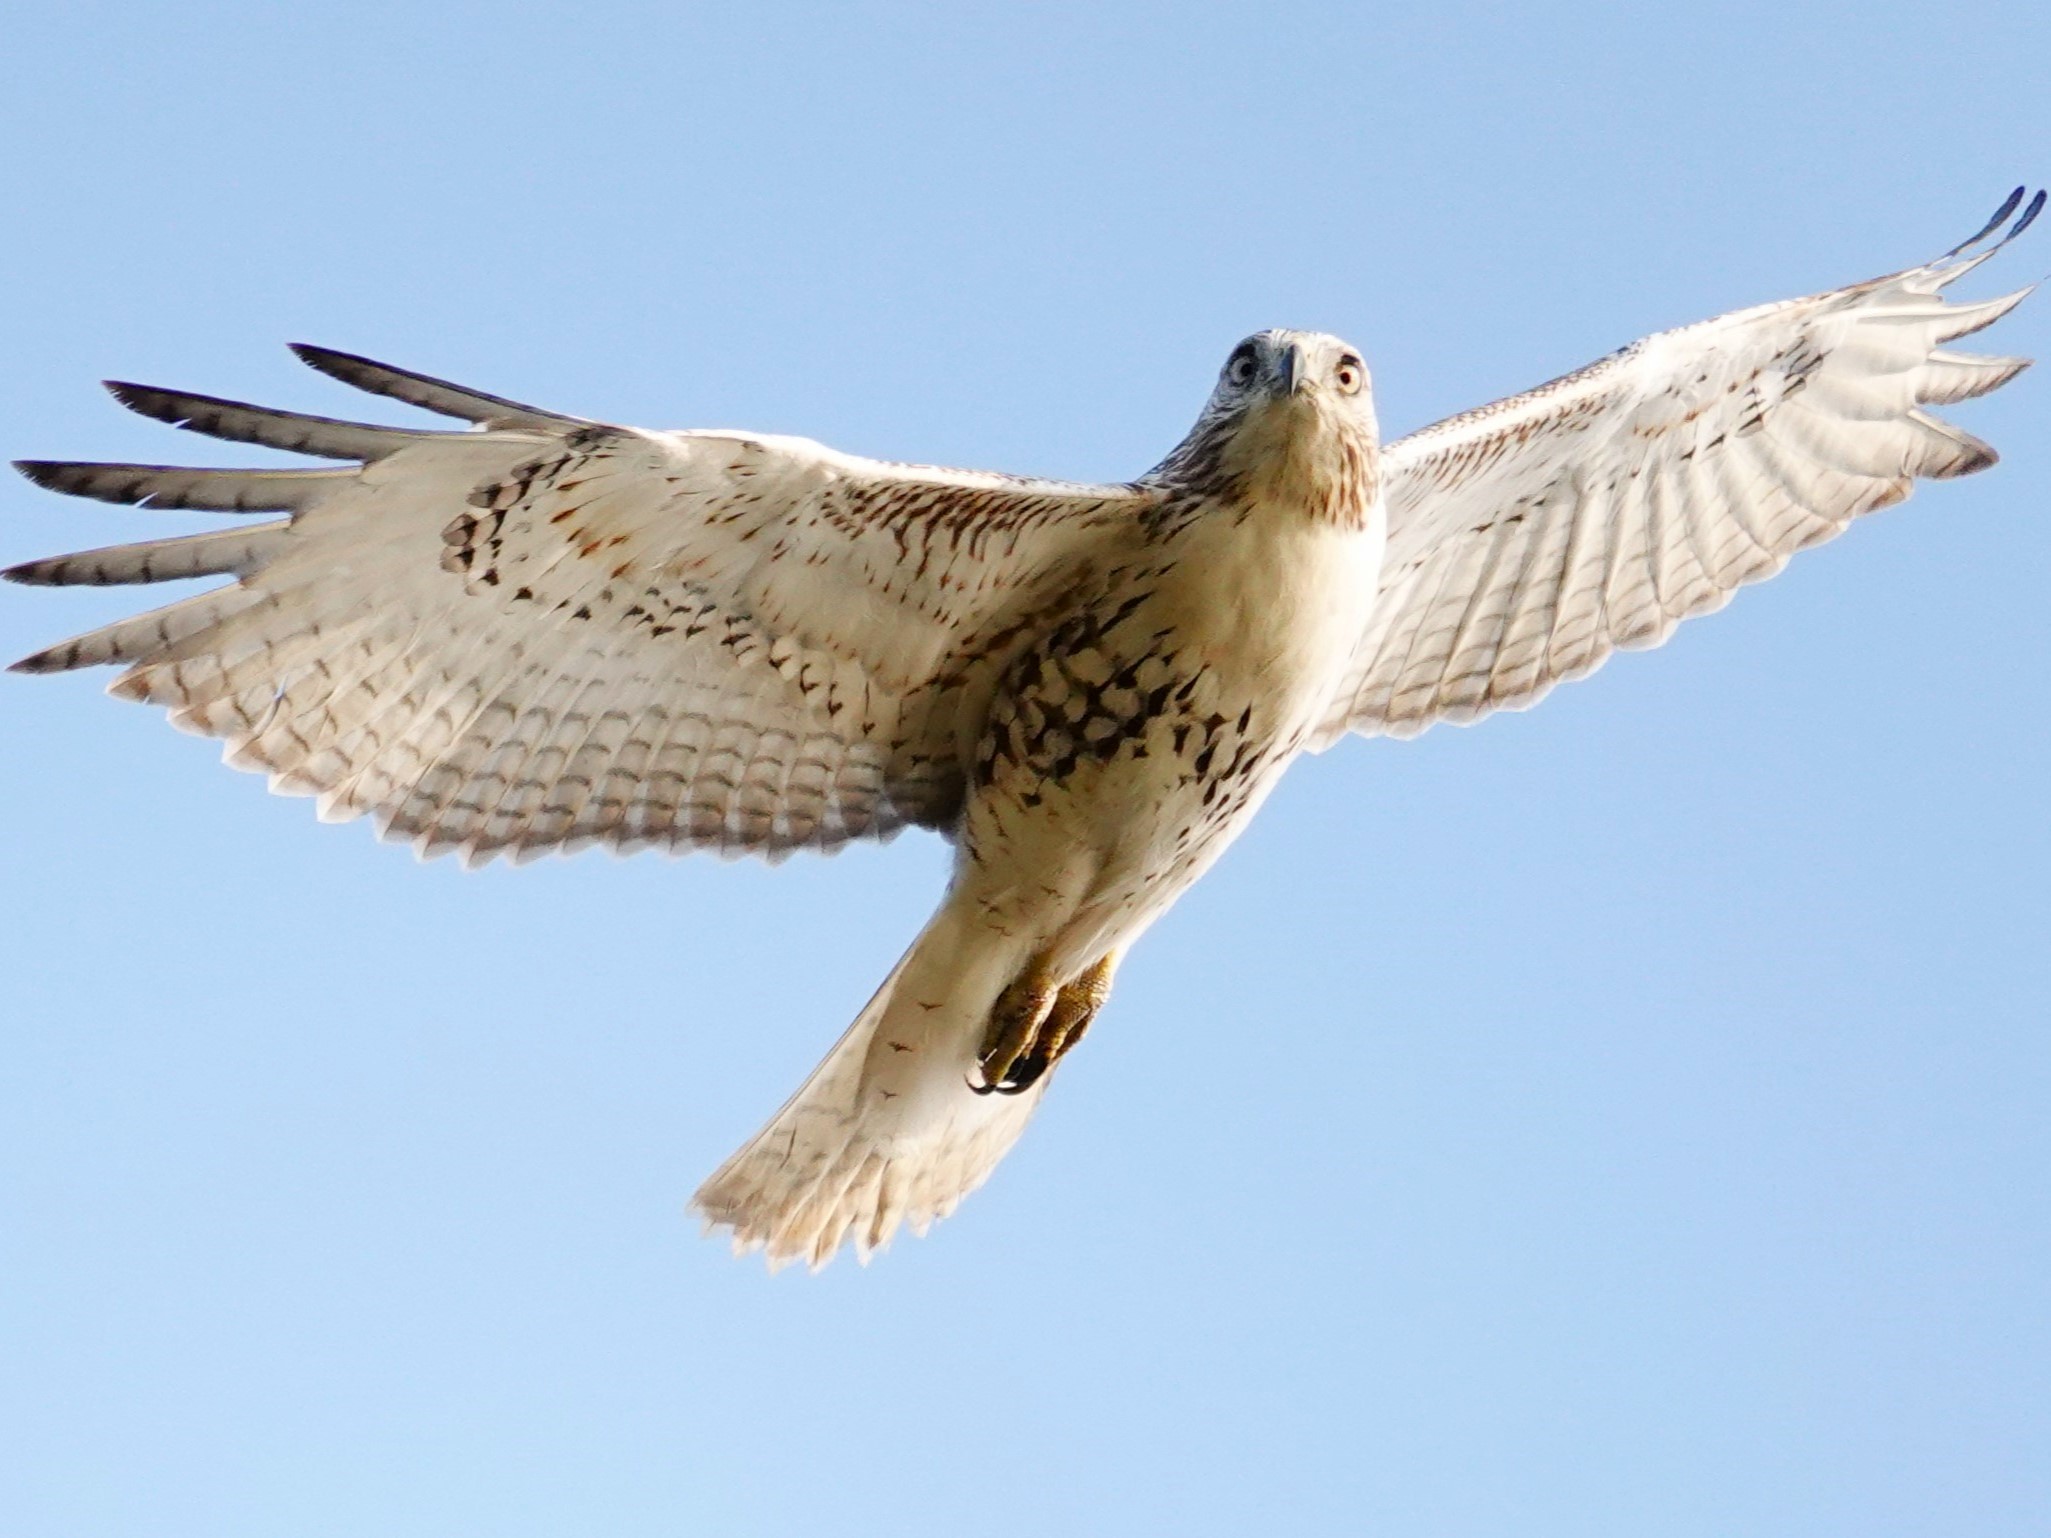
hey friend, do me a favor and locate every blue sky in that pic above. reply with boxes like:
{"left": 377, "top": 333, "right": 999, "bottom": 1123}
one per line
{"left": 3, "top": 3, "right": 2046, "bottom": 1535}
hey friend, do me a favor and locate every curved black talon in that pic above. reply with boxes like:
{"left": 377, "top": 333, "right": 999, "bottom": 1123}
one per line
{"left": 969, "top": 1051, "right": 1051, "bottom": 1096}
{"left": 969, "top": 1073, "right": 1039, "bottom": 1097}
{"left": 1000, "top": 1045, "right": 1056, "bottom": 1093}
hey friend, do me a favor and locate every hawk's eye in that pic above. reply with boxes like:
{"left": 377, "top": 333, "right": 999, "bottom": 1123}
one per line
{"left": 1224, "top": 348, "right": 1259, "bottom": 388}
{"left": 1334, "top": 356, "right": 1365, "bottom": 395}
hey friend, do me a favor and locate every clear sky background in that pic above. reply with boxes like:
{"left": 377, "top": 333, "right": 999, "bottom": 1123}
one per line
{"left": 3, "top": 4, "right": 2046, "bottom": 1535}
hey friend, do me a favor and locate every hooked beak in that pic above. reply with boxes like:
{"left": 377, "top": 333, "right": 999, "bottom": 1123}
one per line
{"left": 1274, "top": 341, "right": 1308, "bottom": 397}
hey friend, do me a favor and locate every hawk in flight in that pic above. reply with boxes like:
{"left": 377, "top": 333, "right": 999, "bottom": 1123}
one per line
{"left": 10, "top": 191, "right": 2041, "bottom": 1269}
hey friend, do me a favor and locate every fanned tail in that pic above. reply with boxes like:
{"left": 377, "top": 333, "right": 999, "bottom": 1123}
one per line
{"left": 692, "top": 903, "right": 1045, "bottom": 1271}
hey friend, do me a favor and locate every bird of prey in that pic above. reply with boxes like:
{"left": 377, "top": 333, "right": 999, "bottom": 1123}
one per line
{"left": 8, "top": 190, "right": 2040, "bottom": 1270}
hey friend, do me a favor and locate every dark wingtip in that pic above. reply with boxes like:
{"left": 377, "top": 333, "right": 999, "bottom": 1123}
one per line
{"left": 103, "top": 380, "right": 156, "bottom": 415}
{"left": 1, "top": 559, "right": 66, "bottom": 587}
{"left": 289, "top": 341, "right": 375, "bottom": 388}
{"left": 2010, "top": 187, "right": 2046, "bottom": 243}
{"left": 289, "top": 341, "right": 342, "bottom": 370}
{"left": 1948, "top": 186, "right": 2044, "bottom": 261}
{"left": 1955, "top": 441, "right": 2000, "bottom": 477}
{"left": 102, "top": 379, "right": 187, "bottom": 422}
{"left": 14, "top": 459, "right": 64, "bottom": 490}
{"left": 1943, "top": 186, "right": 2026, "bottom": 259}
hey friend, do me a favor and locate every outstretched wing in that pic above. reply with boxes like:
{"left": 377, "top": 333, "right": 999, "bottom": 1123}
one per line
{"left": 1315, "top": 189, "right": 2041, "bottom": 746}
{"left": 9, "top": 345, "right": 1153, "bottom": 862}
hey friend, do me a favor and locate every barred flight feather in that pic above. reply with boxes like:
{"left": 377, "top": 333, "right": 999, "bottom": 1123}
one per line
{"left": 288, "top": 343, "right": 591, "bottom": 430}
{"left": 1312, "top": 192, "right": 2038, "bottom": 747}
{"left": 11, "top": 351, "right": 1150, "bottom": 871}
{"left": 3, "top": 524, "right": 289, "bottom": 587}
{"left": 13, "top": 460, "right": 350, "bottom": 513}
{"left": 104, "top": 381, "right": 462, "bottom": 461}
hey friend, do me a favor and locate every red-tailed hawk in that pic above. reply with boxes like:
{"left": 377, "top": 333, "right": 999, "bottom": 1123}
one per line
{"left": 9, "top": 190, "right": 2039, "bottom": 1269}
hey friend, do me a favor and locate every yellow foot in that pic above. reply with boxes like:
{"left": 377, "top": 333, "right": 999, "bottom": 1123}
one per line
{"left": 974, "top": 953, "right": 1119, "bottom": 1095}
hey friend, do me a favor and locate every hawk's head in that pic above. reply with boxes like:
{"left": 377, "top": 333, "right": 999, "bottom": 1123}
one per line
{"left": 1152, "top": 330, "right": 1382, "bottom": 528}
